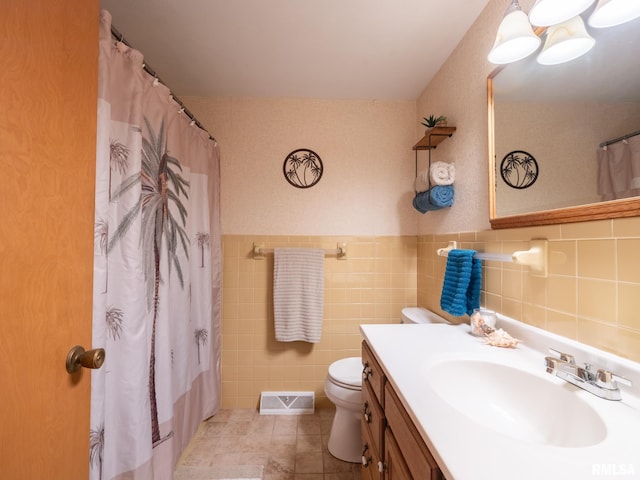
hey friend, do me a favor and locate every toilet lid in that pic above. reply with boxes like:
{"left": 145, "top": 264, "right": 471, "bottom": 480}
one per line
{"left": 328, "top": 357, "right": 363, "bottom": 389}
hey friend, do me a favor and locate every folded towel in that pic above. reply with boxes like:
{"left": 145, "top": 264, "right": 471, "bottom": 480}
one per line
{"left": 415, "top": 169, "right": 430, "bottom": 193}
{"left": 274, "top": 248, "right": 325, "bottom": 343}
{"left": 430, "top": 161, "right": 455, "bottom": 186}
{"left": 440, "top": 249, "right": 482, "bottom": 316}
{"left": 413, "top": 191, "right": 434, "bottom": 213}
{"left": 413, "top": 185, "right": 455, "bottom": 213}
{"left": 429, "top": 185, "right": 454, "bottom": 208}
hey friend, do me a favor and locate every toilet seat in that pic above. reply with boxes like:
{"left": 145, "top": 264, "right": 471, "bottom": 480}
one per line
{"left": 327, "top": 357, "right": 362, "bottom": 391}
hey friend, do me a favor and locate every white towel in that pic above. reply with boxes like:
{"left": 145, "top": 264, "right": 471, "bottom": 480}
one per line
{"left": 274, "top": 248, "right": 325, "bottom": 343}
{"left": 430, "top": 161, "right": 455, "bottom": 185}
{"left": 415, "top": 169, "right": 430, "bottom": 192}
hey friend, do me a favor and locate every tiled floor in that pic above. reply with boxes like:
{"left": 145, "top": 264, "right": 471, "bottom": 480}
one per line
{"left": 176, "top": 408, "right": 361, "bottom": 480}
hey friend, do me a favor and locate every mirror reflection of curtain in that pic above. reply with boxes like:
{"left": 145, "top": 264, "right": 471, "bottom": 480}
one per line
{"left": 598, "top": 135, "right": 640, "bottom": 201}
{"left": 90, "top": 10, "right": 222, "bottom": 480}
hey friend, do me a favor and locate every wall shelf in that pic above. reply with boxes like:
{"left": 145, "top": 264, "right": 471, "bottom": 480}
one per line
{"left": 413, "top": 127, "right": 456, "bottom": 195}
{"left": 412, "top": 126, "right": 456, "bottom": 150}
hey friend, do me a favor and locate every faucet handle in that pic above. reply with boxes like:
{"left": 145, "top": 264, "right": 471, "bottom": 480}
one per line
{"left": 549, "top": 348, "right": 575, "bottom": 364}
{"left": 596, "top": 369, "right": 632, "bottom": 390}
{"left": 544, "top": 356, "right": 559, "bottom": 373}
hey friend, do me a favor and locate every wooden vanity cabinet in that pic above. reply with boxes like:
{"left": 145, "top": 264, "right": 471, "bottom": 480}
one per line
{"left": 362, "top": 341, "right": 444, "bottom": 480}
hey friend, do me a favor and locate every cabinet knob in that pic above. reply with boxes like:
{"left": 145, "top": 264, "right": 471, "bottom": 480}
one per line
{"left": 361, "top": 444, "right": 372, "bottom": 467}
{"left": 363, "top": 402, "right": 372, "bottom": 423}
{"left": 362, "top": 363, "right": 373, "bottom": 380}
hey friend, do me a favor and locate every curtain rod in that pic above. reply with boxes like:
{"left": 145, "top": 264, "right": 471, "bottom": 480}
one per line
{"left": 599, "top": 130, "right": 640, "bottom": 148}
{"left": 109, "top": 25, "right": 217, "bottom": 143}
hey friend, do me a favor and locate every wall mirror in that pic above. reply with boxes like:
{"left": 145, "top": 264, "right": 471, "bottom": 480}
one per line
{"left": 488, "top": 15, "right": 640, "bottom": 229}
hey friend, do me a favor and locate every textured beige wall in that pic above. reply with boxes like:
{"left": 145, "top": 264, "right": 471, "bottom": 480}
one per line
{"left": 413, "top": 0, "right": 513, "bottom": 234}
{"left": 184, "top": 97, "right": 417, "bottom": 236}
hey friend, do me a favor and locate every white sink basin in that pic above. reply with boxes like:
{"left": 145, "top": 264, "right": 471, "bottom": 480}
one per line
{"left": 427, "top": 359, "right": 608, "bottom": 447}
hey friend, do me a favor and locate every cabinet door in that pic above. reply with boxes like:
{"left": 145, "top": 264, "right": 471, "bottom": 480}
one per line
{"left": 362, "top": 423, "right": 383, "bottom": 480}
{"left": 385, "top": 428, "right": 412, "bottom": 480}
{"left": 385, "top": 384, "right": 443, "bottom": 480}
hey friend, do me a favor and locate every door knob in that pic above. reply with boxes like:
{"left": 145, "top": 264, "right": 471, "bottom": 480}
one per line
{"left": 66, "top": 345, "right": 105, "bottom": 374}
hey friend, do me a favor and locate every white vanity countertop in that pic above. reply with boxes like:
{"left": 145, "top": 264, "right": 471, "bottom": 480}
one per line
{"left": 360, "top": 317, "right": 640, "bottom": 480}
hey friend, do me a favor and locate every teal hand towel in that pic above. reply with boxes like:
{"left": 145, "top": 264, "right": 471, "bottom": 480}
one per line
{"left": 440, "top": 249, "right": 482, "bottom": 316}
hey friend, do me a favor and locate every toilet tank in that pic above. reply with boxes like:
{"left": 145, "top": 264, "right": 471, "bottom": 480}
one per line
{"left": 401, "top": 307, "right": 449, "bottom": 324}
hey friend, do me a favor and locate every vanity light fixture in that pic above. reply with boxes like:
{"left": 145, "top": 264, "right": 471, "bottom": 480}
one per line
{"left": 536, "top": 15, "right": 595, "bottom": 65}
{"left": 529, "top": 0, "right": 595, "bottom": 26}
{"left": 588, "top": 0, "right": 640, "bottom": 27}
{"left": 487, "top": 0, "right": 542, "bottom": 64}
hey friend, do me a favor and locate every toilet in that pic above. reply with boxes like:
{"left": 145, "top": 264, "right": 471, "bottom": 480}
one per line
{"left": 324, "top": 357, "right": 363, "bottom": 462}
{"left": 324, "top": 307, "right": 448, "bottom": 462}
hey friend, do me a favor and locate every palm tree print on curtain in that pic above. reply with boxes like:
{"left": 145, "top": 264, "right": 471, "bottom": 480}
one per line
{"left": 105, "top": 306, "right": 124, "bottom": 341}
{"left": 93, "top": 14, "right": 222, "bottom": 477}
{"left": 89, "top": 424, "right": 104, "bottom": 480}
{"left": 196, "top": 232, "right": 209, "bottom": 268}
{"left": 95, "top": 219, "right": 109, "bottom": 294}
{"left": 109, "top": 116, "right": 190, "bottom": 446}
{"left": 109, "top": 139, "right": 129, "bottom": 199}
{"left": 194, "top": 328, "right": 208, "bottom": 364}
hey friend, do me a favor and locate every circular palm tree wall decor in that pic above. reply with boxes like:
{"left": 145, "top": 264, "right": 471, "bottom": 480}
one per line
{"left": 283, "top": 148, "right": 323, "bottom": 188}
{"left": 500, "top": 150, "right": 538, "bottom": 189}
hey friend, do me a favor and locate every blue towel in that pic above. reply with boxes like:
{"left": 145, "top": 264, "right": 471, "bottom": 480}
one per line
{"left": 440, "top": 249, "right": 482, "bottom": 316}
{"left": 413, "top": 186, "right": 454, "bottom": 213}
{"left": 413, "top": 191, "right": 434, "bottom": 213}
{"left": 429, "top": 185, "right": 454, "bottom": 208}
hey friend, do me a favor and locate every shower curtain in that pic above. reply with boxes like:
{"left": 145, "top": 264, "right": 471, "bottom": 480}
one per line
{"left": 90, "top": 11, "right": 221, "bottom": 480}
{"left": 597, "top": 135, "right": 640, "bottom": 201}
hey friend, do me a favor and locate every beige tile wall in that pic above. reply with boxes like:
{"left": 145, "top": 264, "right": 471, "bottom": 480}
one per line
{"left": 418, "top": 216, "right": 640, "bottom": 363}
{"left": 222, "top": 218, "right": 640, "bottom": 408}
{"left": 221, "top": 235, "right": 417, "bottom": 408}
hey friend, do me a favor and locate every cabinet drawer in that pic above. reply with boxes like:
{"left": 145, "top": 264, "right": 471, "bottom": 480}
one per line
{"left": 362, "top": 341, "right": 385, "bottom": 404}
{"left": 361, "top": 422, "right": 383, "bottom": 480}
{"left": 362, "top": 380, "right": 385, "bottom": 452}
{"left": 385, "top": 383, "right": 443, "bottom": 480}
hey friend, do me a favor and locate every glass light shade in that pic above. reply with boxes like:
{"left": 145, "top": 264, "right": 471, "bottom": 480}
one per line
{"left": 588, "top": 0, "right": 640, "bottom": 27}
{"left": 529, "top": 0, "right": 596, "bottom": 26}
{"left": 487, "top": 8, "right": 542, "bottom": 64}
{"left": 537, "top": 16, "right": 596, "bottom": 65}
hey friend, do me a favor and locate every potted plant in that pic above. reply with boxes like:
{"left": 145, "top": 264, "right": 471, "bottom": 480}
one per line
{"left": 421, "top": 115, "right": 447, "bottom": 128}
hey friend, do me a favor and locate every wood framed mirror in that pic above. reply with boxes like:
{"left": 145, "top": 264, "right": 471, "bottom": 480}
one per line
{"left": 488, "top": 15, "right": 640, "bottom": 229}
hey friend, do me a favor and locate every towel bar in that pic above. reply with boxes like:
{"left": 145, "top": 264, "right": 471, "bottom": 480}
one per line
{"left": 253, "top": 242, "right": 347, "bottom": 260}
{"left": 437, "top": 240, "right": 548, "bottom": 277}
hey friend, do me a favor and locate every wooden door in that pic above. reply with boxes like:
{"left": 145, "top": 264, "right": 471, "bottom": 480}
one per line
{"left": 0, "top": 1, "right": 99, "bottom": 478}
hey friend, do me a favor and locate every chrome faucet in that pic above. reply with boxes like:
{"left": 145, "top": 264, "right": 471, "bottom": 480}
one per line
{"left": 544, "top": 348, "right": 632, "bottom": 401}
